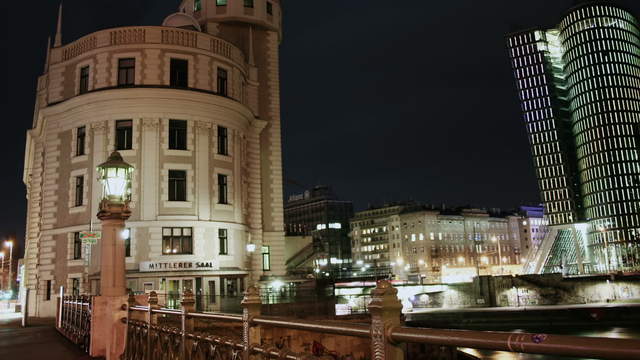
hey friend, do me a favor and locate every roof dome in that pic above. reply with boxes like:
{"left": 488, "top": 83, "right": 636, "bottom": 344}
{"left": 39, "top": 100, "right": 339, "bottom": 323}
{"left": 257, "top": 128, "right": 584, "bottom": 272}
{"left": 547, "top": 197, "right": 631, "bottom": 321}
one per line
{"left": 162, "top": 12, "right": 202, "bottom": 32}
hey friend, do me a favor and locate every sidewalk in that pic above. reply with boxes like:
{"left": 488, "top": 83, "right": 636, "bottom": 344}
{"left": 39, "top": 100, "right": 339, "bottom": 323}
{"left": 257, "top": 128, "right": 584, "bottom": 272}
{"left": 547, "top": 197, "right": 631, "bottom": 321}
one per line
{"left": 0, "top": 311, "right": 91, "bottom": 360}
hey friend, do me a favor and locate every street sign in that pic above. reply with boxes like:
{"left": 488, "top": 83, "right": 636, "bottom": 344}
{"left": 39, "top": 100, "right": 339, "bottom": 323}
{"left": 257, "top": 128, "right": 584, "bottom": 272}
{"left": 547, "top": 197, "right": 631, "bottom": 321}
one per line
{"left": 80, "top": 231, "right": 101, "bottom": 244}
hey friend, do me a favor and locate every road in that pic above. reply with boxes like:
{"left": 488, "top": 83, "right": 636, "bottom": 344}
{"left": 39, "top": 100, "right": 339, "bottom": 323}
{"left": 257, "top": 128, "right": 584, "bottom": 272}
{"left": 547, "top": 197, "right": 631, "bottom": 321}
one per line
{"left": 0, "top": 310, "right": 91, "bottom": 360}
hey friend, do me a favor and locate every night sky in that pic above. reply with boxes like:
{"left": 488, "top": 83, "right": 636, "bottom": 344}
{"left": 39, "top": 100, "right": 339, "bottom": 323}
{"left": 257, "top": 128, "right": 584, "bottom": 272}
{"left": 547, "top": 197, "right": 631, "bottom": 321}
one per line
{"left": 4, "top": 0, "right": 640, "bottom": 254}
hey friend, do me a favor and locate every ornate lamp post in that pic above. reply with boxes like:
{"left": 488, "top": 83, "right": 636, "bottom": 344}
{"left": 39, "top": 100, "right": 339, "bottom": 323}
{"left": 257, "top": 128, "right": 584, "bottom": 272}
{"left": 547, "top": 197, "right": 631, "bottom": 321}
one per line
{"left": 92, "top": 151, "right": 133, "bottom": 359}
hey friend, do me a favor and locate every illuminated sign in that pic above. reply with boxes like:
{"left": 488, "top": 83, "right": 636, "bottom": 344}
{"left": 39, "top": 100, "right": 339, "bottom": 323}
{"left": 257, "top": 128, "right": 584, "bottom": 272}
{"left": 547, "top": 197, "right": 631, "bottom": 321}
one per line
{"left": 139, "top": 261, "right": 216, "bottom": 272}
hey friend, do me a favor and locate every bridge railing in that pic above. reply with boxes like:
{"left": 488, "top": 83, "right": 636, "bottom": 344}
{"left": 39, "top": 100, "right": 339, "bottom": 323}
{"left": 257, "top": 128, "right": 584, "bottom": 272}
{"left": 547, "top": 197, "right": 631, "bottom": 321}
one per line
{"left": 56, "top": 287, "right": 92, "bottom": 354}
{"left": 124, "top": 280, "right": 640, "bottom": 360}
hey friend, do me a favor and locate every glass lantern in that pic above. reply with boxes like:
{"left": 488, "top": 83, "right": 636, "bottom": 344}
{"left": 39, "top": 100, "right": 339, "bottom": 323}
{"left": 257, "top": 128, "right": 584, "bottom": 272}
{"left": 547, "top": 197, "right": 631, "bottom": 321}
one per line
{"left": 96, "top": 151, "right": 134, "bottom": 203}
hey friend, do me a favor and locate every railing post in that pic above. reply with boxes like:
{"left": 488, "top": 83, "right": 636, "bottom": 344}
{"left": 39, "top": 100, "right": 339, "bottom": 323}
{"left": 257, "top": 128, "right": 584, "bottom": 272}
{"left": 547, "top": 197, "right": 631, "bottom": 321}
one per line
{"left": 368, "top": 280, "right": 404, "bottom": 360}
{"left": 241, "top": 285, "right": 262, "bottom": 360}
{"left": 146, "top": 291, "right": 160, "bottom": 360}
{"left": 180, "top": 289, "right": 195, "bottom": 359}
{"left": 58, "top": 286, "right": 65, "bottom": 330}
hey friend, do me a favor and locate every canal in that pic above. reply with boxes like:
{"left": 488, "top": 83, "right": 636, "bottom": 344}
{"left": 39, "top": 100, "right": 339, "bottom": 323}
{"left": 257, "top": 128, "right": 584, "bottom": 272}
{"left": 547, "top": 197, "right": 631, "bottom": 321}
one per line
{"left": 457, "top": 326, "right": 640, "bottom": 360}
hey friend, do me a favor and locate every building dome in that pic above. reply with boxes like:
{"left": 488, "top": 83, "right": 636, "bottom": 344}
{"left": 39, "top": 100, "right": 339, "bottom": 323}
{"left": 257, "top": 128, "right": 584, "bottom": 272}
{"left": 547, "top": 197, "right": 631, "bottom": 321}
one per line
{"left": 162, "top": 12, "right": 202, "bottom": 32}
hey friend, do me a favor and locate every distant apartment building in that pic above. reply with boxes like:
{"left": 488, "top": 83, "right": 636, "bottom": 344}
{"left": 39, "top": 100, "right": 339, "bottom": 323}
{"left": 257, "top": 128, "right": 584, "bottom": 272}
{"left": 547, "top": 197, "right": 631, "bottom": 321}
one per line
{"left": 517, "top": 206, "right": 547, "bottom": 258}
{"left": 351, "top": 205, "right": 527, "bottom": 283}
{"left": 284, "top": 186, "right": 354, "bottom": 269}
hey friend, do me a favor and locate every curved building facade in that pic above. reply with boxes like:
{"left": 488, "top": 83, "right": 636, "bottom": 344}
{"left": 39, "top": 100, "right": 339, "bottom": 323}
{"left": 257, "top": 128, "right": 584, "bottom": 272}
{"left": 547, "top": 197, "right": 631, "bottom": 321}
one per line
{"left": 508, "top": 2, "right": 640, "bottom": 273}
{"left": 559, "top": 4, "right": 640, "bottom": 272}
{"left": 23, "top": 0, "right": 286, "bottom": 317}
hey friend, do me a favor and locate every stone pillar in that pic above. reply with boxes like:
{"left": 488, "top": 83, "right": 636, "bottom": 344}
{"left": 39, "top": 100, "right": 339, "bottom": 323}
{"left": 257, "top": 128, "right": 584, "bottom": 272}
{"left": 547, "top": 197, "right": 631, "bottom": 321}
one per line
{"left": 368, "top": 280, "right": 404, "bottom": 360}
{"left": 241, "top": 286, "right": 261, "bottom": 360}
{"left": 90, "top": 200, "right": 131, "bottom": 359}
{"left": 181, "top": 290, "right": 196, "bottom": 358}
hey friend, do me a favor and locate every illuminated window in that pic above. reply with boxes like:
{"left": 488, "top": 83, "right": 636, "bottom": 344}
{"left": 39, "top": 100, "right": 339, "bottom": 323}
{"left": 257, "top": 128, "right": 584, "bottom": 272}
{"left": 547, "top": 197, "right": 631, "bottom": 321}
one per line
{"left": 262, "top": 246, "right": 271, "bottom": 271}
{"left": 194, "top": 0, "right": 202, "bottom": 11}
{"left": 162, "top": 227, "right": 193, "bottom": 255}
{"left": 219, "top": 228, "right": 228, "bottom": 255}
{"left": 216, "top": 0, "right": 227, "bottom": 5}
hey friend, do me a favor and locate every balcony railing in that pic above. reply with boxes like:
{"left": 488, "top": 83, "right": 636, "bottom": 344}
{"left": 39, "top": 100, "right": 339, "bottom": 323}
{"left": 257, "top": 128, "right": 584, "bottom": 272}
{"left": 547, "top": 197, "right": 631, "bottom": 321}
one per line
{"left": 124, "top": 280, "right": 640, "bottom": 359}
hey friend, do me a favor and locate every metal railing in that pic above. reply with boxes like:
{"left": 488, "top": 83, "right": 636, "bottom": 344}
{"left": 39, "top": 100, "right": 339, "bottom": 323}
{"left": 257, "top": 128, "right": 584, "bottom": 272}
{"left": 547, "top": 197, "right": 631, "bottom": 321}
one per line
{"left": 123, "top": 280, "right": 640, "bottom": 360}
{"left": 57, "top": 293, "right": 92, "bottom": 354}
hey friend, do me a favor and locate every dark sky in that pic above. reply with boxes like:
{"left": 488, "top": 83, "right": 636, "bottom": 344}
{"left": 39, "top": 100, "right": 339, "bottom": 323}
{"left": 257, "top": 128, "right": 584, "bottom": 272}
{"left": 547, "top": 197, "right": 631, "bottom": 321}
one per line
{"left": 4, "top": 0, "right": 640, "bottom": 252}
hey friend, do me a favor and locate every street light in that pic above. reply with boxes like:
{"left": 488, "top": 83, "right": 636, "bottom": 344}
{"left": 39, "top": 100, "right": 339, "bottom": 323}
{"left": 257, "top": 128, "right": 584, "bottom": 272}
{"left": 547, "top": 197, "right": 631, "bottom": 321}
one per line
{"left": 93, "top": 151, "right": 134, "bottom": 360}
{"left": 4, "top": 241, "right": 13, "bottom": 294}
{"left": 96, "top": 151, "right": 133, "bottom": 297}
{"left": 0, "top": 252, "right": 4, "bottom": 291}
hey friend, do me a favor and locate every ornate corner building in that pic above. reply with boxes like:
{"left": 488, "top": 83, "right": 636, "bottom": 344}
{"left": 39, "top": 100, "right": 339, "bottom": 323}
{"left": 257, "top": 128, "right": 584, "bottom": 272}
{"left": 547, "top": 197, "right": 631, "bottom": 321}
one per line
{"left": 22, "top": 0, "right": 286, "bottom": 317}
{"left": 507, "top": 2, "right": 640, "bottom": 274}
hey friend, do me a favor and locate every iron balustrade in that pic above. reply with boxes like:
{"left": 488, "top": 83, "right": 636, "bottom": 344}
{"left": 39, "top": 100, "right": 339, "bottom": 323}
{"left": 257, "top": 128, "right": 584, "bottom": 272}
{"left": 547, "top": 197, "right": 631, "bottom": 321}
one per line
{"left": 57, "top": 293, "right": 92, "bottom": 354}
{"left": 124, "top": 280, "right": 640, "bottom": 360}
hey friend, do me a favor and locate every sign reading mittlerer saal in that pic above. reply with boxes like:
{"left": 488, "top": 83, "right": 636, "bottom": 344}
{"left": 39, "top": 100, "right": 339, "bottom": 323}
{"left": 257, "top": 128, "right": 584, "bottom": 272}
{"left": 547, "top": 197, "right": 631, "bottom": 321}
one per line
{"left": 139, "top": 261, "right": 216, "bottom": 272}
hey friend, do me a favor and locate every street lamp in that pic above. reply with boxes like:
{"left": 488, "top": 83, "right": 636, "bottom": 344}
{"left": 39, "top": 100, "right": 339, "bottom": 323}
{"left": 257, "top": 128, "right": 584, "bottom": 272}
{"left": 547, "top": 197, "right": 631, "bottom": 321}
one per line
{"left": 96, "top": 151, "right": 133, "bottom": 297}
{"left": 0, "top": 252, "right": 4, "bottom": 291}
{"left": 93, "top": 151, "right": 134, "bottom": 360}
{"left": 4, "top": 241, "right": 13, "bottom": 295}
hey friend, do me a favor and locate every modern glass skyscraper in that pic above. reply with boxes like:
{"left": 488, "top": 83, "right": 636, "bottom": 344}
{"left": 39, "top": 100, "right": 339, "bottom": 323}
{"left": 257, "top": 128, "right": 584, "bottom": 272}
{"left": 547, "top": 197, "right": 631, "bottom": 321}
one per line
{"left": 508, "top": 2, "right": 640, "bottom": 272}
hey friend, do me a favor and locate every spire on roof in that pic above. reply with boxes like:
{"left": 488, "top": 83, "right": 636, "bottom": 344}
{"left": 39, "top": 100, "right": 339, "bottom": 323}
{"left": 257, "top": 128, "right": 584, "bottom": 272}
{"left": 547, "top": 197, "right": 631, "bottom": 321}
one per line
{"left": 44, "top": 36, "right": 51, "bottom": 72}
{"left": 54, "top": 3, "right": 63, "bottom": 47}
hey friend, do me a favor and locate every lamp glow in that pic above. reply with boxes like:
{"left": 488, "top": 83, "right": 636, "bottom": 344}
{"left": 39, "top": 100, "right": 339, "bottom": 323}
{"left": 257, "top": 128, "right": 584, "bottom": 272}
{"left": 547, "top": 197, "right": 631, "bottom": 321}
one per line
{"left": 96, "top": 151, "right": 134, "bottom": 203}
